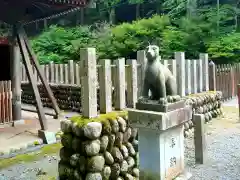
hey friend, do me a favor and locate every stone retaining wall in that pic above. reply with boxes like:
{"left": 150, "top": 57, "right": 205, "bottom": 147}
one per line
{"left": 183, "top": 91, "right": 223, "bottom": 137}
{"left": 59, "top": 112, "right": 139, "bottom": 180}
{"left": 21, "top": 83, "right": 127, "bottom": 112}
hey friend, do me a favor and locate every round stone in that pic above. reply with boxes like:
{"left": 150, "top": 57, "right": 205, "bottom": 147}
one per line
{"left": 102, "top": 166, "right": 111, "bottom": 179}
{"left": 86, "top": 173, "right": 102, "bottom": 180}
{"left": 117, "top": 117, "right": 127, "bottom": 132}
{"left": 111, "top": 147, "right": 123, "bottom": 162}
{"left": 87, "top": 155, "right": 105, "bottom": 172}
{"left": 100, "top": 135, "right": 109, "bottom": 152}
{"left": 104, "top": 151, "right": 114, "bottom": 165}
{"left": 120, "top": 160, "right": 128, "bottom": 175}
{"left": 85, "top": 140, "right": 101, "bottom": 156}
{"left": 83, "top": 122, "right": 102, "bottom": 139}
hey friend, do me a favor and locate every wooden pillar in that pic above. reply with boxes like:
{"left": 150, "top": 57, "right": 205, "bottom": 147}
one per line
{"left": 17, "top": 30, "right": 47, "bottom": 130}
{"left": 10, "top": 25, "right": 22, "bottom": 122}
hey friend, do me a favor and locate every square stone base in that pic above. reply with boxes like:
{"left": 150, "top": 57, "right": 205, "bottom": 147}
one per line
{"left": 38, "top": 130, "right": 57, "bottom": 144}
{"left": 136, "top": 100, "right": 185, "bottom": 112}
{"left": 138, "top": 126, "right": 185, "bottom": 180}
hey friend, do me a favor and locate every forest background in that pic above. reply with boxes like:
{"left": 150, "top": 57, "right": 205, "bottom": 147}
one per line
{"left": 11, "top": 0, "right": 240, "bottom": 64}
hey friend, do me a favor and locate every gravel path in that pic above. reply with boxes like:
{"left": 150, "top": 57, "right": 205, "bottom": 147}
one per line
{"left": 185, "top": 105, "right": 240, "bottom": 180}
{"left": 1, "top": 104, "right": 240, "bottom": 180}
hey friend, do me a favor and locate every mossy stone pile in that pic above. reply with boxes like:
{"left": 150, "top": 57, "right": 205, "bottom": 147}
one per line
{"left": 58, "top": 111, "right": 139, "bottom": 180}
{"left": 183, "top": 91, "right": 223, "bottom": 137}
{"left": 21, "top": 82, "right": 127, "bottom": 112}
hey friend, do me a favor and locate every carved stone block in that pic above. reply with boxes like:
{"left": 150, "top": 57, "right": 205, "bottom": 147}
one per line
{"left": 128, "top": 103, "right": 192, "bottom": 180}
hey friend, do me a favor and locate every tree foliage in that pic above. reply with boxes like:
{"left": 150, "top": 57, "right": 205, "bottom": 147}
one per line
{"left": 31, "top": 0, "right": 240, "bottom": 64}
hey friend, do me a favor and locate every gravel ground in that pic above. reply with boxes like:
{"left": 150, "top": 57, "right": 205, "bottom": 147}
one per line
{"left": 185, "top": 105, "right": 240, "bottom": 180}
{"left": 1, "top": 105, "right": 240, "bottom": 180}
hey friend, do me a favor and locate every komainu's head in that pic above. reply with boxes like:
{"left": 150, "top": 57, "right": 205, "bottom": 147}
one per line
{"left": 145, "top": 45, "right": 160, "bottom": 62}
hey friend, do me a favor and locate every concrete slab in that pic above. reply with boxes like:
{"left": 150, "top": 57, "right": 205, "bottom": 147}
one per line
{"left": 0, "top": 110, "right": 62, "bottom": 154}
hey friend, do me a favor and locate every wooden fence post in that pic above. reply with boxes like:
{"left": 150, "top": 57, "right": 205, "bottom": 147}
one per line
{"left": 237, "top": 84, "right": 240, "bottom": 119}
{"left": 175, "top": 52, "right": 186, "bottom": 97}
{"left": 200, "top": 53, "right": 209, "bottom": 92}
{"left": 80, "top": 48, "right": 98, "bottom": 118}
{"left": 127, "top": 59, "right": 138, "bottom": 108}
{"left": 194, "top": 114, "right": 206, "bottom": 164}
{"left": 99, "top": 59, "right": 112, "bottom": 113}
{"left": 231, "top": 66, "right": 235, "bottom": 97}
{"left": 208, "top": 61, "right": 216, "bottom": 91}
{"left": 114, "top": 58, "right": 126, "bottom": 110}
{"left": 137, "top": 50, "right": 146, "bottom": 98}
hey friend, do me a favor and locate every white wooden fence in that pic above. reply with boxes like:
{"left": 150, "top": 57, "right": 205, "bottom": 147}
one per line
{"left": 21, "top": 50, "right": 209, "bottom": 101}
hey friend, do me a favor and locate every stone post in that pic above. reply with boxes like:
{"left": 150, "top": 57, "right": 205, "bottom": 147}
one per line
{"left": 137, "top": 50, "right": 147, "bottom": 98}
{"left": 169, "top": 59, "right": 177, "bottom": 79}
{"left": 208, "top": 61, "right": 216, "bottom": 91}
{"left": 197, "top": 58, "right": 203, "bottom": 92}
{"left": 59, "top": 64, "right": 63, "bottom": 83}
{"left": 80, "top": 48, "right": 98, "bottom": 118}
{"left": 191, "top": 60, "right": 197, "bottom": 94}
{"left": 68, "top": 60, "right": 74, "bottom": 84}
{"left": 114, "top": 58, "right": 126, "bottom": 110}
{"left": 99, "top": 59, "right": 112, "bottom": 113}
{"left": 127, "top": 59, "right": 138, "bottom": 108}
{"left": 54, "top": 64, "right": 59, "bottom": 83}
{"left": 185, "top": 59, "right": 191, "bottom": 95}
{"left": 194, "top": 114, "right": 206, "bottom": 164}
{"left": 200, "top": 53, "right": 209, "bottom": 92}
{"left": 75, "top": 63, "right": 80, "bottom": 85}
{"left": 49, "top": 61, "right": 54, "bottom": 83}
{"left": 175, "top": 52, "right": 186, "bottom": 97}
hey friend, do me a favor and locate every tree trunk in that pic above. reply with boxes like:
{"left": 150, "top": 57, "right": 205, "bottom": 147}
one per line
{"left": 43, "top": 19, "right": 47, "bottom": 29}
{"left": 80, "top": 8, "right": 84, "bottom": 25}
{"left": 156, "top": 1, "right": 161, "bottom": 14}
{"left": 109, "top": 8, "right": 115, "bottom": 24}
{"left": 76, "top": 8, "right": 84, "bottom": 25}
{"left": 136, "top": 4, "right": 140, "bottom": 19}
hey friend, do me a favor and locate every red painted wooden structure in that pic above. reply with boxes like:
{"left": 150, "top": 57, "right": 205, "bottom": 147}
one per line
{"left": 0, "top": 0, "right": 90, "bottom": 131}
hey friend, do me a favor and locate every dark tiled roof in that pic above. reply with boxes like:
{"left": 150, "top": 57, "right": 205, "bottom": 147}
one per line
{"left": 0, "top": 0, "right": 88, "bottom": 24}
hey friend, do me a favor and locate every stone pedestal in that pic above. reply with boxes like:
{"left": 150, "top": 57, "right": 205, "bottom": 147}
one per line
{"left": 128, "top": 102, "right": 192, "bottom": 180}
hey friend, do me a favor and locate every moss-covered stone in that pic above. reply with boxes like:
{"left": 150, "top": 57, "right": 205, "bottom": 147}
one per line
{"left": 69, "top": 111, "right": 127, "bottom": 128}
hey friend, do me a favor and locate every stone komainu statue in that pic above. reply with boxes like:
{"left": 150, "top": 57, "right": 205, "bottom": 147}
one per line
{"left": 141, "top": 45, "right": 177, "bottom": 100}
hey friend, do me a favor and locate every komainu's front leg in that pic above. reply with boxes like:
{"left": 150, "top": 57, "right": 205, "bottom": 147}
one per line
{"left": 138, "top": 78, "right": 150, "bottom": 103}
{"left": 159, "top": 73, "right": 166, "bottom": 99}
